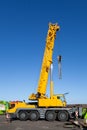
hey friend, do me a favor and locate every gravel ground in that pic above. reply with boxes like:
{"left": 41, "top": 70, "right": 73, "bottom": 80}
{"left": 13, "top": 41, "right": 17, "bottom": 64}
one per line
{"left": 0, "top": 115, "right": 81, "bottom": 130}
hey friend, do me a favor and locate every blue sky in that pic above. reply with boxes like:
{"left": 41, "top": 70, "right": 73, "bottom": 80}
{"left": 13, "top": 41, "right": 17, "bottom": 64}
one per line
{"left": 0, "top": 0, "right": 87, "bottom": 104}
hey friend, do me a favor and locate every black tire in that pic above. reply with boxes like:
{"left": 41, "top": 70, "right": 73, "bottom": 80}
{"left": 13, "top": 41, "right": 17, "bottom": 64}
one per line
{"left": 29, "top": 111, "right": 39, "bottom": 121}
{"left": 57, "top": 111, "right": 69, "bottom": 121}
{"left": 19, "top": 111, "right": 28, "bottom": 121}
{"left": 46, "top": 111, "right": 56, "bottom": 121}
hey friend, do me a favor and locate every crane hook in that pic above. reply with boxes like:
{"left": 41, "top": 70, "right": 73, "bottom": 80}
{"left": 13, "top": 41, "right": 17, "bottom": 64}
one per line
{"left": 57, "top": 55, "right": 62, "bottom": 79}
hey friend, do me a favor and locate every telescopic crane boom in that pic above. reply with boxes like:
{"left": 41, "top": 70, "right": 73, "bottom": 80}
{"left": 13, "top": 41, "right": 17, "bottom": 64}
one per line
{"left": 29, "top": 23, "right": 59, "bottom": 100}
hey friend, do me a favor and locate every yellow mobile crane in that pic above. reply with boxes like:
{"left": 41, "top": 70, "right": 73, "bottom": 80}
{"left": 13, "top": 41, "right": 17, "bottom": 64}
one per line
{"left": 6, "top": 23, "right": 75, "bottom": 121}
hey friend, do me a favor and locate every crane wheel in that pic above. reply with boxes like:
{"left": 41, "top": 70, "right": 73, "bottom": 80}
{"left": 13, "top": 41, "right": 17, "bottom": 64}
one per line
{"left": 29, "top": 111, "right": 39, "bottom": 121}
{"left": 46, "top": 111, "right": 56, "bottom": 121}
{"left": 18, "top": 111, "right": 28, "bottom": 121}
{"left": 57, "top": 110, "right": 69, "bottom": 121}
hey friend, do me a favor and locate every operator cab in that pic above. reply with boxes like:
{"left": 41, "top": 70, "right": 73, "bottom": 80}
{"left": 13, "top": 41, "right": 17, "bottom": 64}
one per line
{"left": 55, "top": 94, "right": 67, "bottom": 107}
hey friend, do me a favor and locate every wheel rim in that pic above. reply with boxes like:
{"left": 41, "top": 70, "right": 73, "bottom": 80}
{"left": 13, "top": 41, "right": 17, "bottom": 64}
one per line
{"left": 29, "top": 111, "right": 39, "bottom": 121}
{"left": 60, "top": 113, "right": 66, "bottom": 120}
{"left": 19, "top": 111, "right": 28, "bottom": 120}
{"left": 20, "top": 113, "right": 26, "bottom": 119}
{"left": 58, "top": 111, "right": 68, "bottom": 121}
{"left": 48, "top": 113, "right": 54, "bottom": 119}
{"left": 31, "top": 113, "right": 37, "bottom": 120}
{"left": 46, "top": 111, "right": 56, "bottom": 121}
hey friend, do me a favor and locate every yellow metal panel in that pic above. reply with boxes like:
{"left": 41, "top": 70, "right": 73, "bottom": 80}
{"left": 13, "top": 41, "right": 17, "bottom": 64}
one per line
{"left": 38, "top": 98, "right": 64, "bottom": 107}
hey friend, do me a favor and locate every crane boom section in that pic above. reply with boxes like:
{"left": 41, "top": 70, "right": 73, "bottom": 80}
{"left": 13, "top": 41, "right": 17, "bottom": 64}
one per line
{"left": 29, "top": 23, "right": 59, "bottom": 100}
{"left": 37, "top": 23, "right": 59, "bottom": 97}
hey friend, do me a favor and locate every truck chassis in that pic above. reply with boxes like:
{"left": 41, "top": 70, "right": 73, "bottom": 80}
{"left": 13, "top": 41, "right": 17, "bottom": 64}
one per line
{"left": 8, "top": 107, "right": 76, "bottom": 122}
